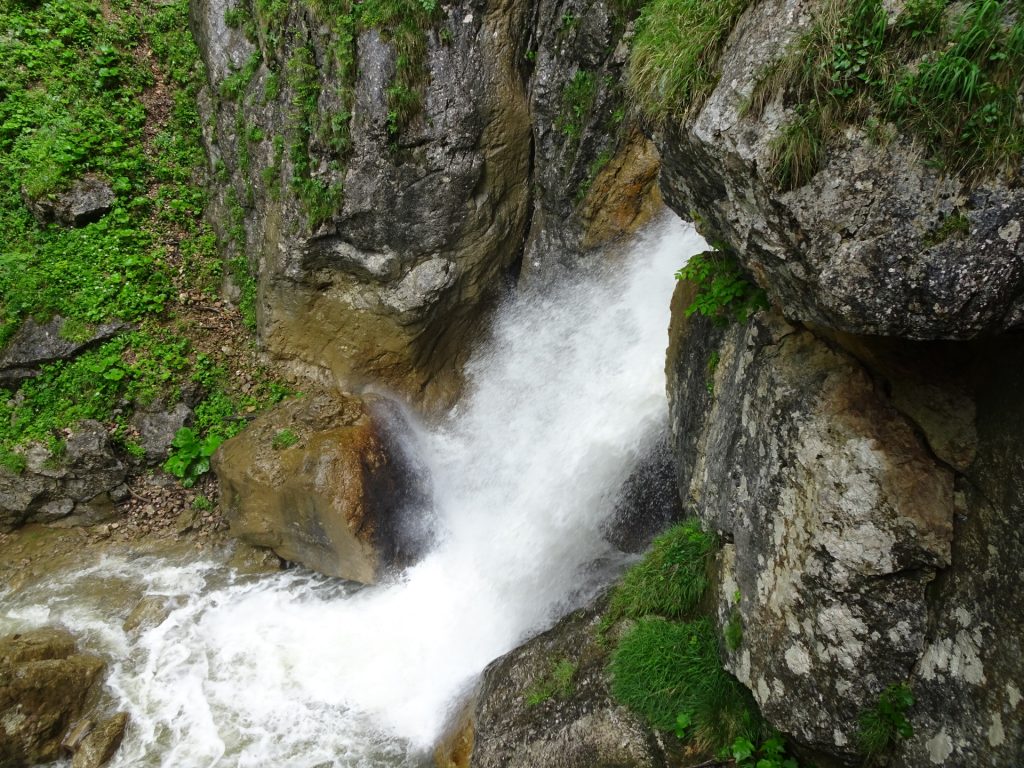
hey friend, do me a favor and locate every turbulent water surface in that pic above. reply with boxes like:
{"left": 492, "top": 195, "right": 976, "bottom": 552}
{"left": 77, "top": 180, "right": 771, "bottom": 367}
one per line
{"left": 1, "top": 213, "right": 705, "bottom": 767}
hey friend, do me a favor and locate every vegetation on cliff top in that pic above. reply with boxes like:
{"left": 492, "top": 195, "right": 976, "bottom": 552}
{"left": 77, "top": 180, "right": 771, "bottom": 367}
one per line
{"left": 0, "top": 0, "right": 287, "bottom": 475}
{"left": 750, "top": 0, "right": 1024, "bottom": 188}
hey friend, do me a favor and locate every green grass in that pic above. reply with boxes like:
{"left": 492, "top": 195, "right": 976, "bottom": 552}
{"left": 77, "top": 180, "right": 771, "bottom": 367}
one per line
{"left": 524, "top": 659, "right": 577, "bottom": 706}
{"left": 0, "top": 0, "right": 291, "bottom": 481}
{"left": 271, "top": 428, "right": 299, "bottom": 450}
{"left": 857, "top": 683, "right": 915, "bottom": 757}
{"left": 628, "top": 0, "right": 751, "bottom": 123}
{"left": 556, "top": 70, "right": 598, "bottom": 139}
{"left": 610, "top": 617, "right": 762, "bottom": 748}
{"left": 752, "top": 0, "right": 1024, "bottom": 189}
{"left": 606, "top": 520, "right": 715, "bottom": 624}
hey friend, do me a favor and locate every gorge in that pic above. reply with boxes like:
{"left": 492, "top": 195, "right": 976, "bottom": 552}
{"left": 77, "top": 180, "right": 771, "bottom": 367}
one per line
{"left": 0, "top": 0, "right": 1022, "bottom": 765}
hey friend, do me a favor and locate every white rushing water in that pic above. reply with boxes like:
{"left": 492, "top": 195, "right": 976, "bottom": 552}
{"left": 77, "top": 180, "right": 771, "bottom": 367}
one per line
{"left": 1, "top": 212, "right": 705, "bottom": 767}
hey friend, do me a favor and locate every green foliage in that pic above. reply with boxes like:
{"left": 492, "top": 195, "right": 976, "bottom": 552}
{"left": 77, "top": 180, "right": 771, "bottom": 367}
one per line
{"left": 610, "top": 617, "right": 762, "bottom": 748}
{"left": 525, "top": 659, "right": 577, "bottom": 706}
{"left": 753, "top": 0, "right": 1024, "bottom": 188}
{"left": 676, "top": 251, "right": 768, "bottom": 325}
{"left": 271, "top": 428, "right": 299, "bottom": 450}
{"left": 192, "top": 494, "right": 215, "bottom": 511}
{"left": 728, "top": 732, "right": 800, "bottom": 768}
{"left": 922, "top": 211, "right": 971, "bottom": 246}
{"left": 163, "top": 427, "right": 224, "bottom": 487}
{"left": 220, "top": 51, "right": 262, "bottom": 100}
{"left": 557, "top": 70, "right": 598, "bottom": 139}
{"left": 606, "top": 520, "right": 715, "bottom": 624}
{"left": 858, "top": 683, "right": 915, "bottom": 757}
{"left": 705, "top": 350, "right": 720, "bottom": 395}
{"left": 628, "top": 0, "right": 751, "bottom": 123}
{"left": 724, "top": 609, "right": 743, "bottom": 650}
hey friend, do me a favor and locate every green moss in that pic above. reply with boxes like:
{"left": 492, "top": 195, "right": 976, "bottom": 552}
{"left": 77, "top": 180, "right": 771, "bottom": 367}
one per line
{"left": 610, "top": 617, "right": 762, "bottom": 748}
{"left": 628, "top": 0, "right": 751, "bottom": 123}
{"left": 271, "top": 428, "right": 299, "bottom": 449}
{"left": 525, "top": 659, "right": 577, "bottom": 706}
{"left": 606, "top": 520, "right": 715, "bottom": 624}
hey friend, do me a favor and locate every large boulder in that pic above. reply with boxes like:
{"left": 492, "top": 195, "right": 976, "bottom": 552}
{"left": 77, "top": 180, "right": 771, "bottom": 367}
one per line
{"left": 23, "top": 176, "right": 116, "bottom": 228}
{"left": 657, "top": 0, "right": 1024, "bottom": 340}
{"left": 0, "top": 628, "right": 107, "bottom": 767}
{"left": 666, "top": 281, "right": 1024, "bottom": 766}
{"left": 0, "top": 421, "right": 128, "bottom": 532}
{"left": 441, "top": 596, "right": 669, "bottom": 768}
{"left": 213, "top": 392, "right": 431, "bottom": 582}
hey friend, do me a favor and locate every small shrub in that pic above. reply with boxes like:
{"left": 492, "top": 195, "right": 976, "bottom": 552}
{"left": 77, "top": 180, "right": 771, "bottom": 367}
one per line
{"left": 163, "top": 427, "right": 224, "bottom": 487}
{"left": 192, "top": 494, "right": 214, "bottom": 511}
{"left": 676, "top": 251, "right": 768, "bottom": 325}
{"left": 858, "top": 683, "right": 914, "bottom": 757}
{"left": 610, "top": 617, "right": 761, "bottom": 748}
{"left": 271, "top": 428, "right": 299, "bottom": 450}
{"left": 729, "top": 732, "right": 801, "bottom": 768}
{"left": 606, "top": 519, "right": 715, "bottom": 624}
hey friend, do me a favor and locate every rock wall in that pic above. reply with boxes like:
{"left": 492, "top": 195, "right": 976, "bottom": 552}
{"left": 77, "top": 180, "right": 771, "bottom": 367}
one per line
{"left": 191, "top": 0, "right": 661, "bottom": 410}
{"left": 656, "top": 0, "right": 1024, "bottom": 764}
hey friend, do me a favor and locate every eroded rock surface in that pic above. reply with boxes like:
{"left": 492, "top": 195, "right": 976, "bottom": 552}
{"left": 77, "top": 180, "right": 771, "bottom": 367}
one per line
{"left": 213, "top": 391, "right": 431, "bottom": 582}
{"left": 0, "top": 627, "right": 107, "bottom": 767}
{"left": 0, "top": 420, "right": 128, "bottom": 532}
{"left": 657, "top": 0, "right": 1024, "bottom": 339}
{"left": 449, "top": 597, "right": 669, "bottom": 768}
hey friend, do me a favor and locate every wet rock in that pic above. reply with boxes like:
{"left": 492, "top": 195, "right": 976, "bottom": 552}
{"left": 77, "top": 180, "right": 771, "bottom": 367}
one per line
{"left": 0, "top": 627, "right": 106, "bottom": 767}
{"left": 657, "top": 0, "right": 1024, "bottom": 339}
{"left": 122, "top": 595, "right": 176, "bottom": 633}
{"left": 603, "top": 429, "right": 683, "bottom": 554}
{"left": 213, "top": 392, "right": 431, "bottom": 583}
{"left": 666, "top": 291, "right": 954, "bottom": 760}
{"left": 226, "top": 541, "right": 284, "bottom": 575}
{"left": 70, "top": 711, "right": 128, "bottom": 768}
{"left": 130, "top": 402, "right": 193, "bottom": 465}
{"left": 0, "top": 421, "right": 127, "bottom": 532}
{"left": 0, "top": 316, "right": 128, "bottom": 389}
{"left": 23, "top": 176, "right": 116, "bottom": 228}
{"left": 459, "top": 595, "right": 668, "bottom": 768}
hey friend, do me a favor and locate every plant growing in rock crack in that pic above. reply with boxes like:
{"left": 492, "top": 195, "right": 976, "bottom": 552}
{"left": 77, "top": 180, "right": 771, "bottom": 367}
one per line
{"left": 857, "top": 683, "right": 915, "bottom": 759}
{"left": 164, "top": 427, "right": 225, "bottom": 487}
{"left": 727, "top": 732, "right": 801, "bottom": 768}
{"left": 272, "top": 429, "right": 299, "bottom": 450}
{"left": 676, "top": 250, "right": 768, "bottom": 325}
{"left": 525, "top": 658, "right": 577, "bottom": 706}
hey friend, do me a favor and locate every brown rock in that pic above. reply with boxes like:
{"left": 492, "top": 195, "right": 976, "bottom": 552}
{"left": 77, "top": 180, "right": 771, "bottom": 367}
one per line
{"left": 71, "top": 712, "right": 128, "bottom": 768}
{"left": 213, "top": 392, "right": 431, "bottom": 583}
{"left": 0, "top": 628, "right": 106, "bottom": 766}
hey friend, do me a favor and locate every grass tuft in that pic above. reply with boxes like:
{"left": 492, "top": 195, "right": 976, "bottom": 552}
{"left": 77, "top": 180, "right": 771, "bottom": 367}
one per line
{"left": 628, "top": 0, "right": 751, "bottom": 123}
{"left": 606, "top": 519, "right": 715, "bottom": 623}
{"left": 610, "top": 617, "right": 762, "bottom": 748}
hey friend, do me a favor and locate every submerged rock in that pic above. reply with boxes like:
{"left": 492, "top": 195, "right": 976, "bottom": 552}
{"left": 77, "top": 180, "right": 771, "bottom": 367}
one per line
{"left": 213, "top": 392, "right": 431, "bottom": 583}
{"left": 0, "top": 627, "right": 107, "bottom": 767}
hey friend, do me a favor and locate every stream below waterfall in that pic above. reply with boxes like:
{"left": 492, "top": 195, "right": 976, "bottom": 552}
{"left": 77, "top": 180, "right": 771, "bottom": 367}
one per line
{"left": 0, "top": 213, "right": 705, "bottom": 767}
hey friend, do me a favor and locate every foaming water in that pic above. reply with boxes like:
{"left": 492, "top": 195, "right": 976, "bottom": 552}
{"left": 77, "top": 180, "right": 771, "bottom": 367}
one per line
{"left": 0, "top": 212, "right": 705, "bottom": 767}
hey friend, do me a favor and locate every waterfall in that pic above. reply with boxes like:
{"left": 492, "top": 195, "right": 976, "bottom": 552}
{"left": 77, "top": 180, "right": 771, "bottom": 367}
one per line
{"left": 1, "top": 211, "right": 705, "bottom": 767}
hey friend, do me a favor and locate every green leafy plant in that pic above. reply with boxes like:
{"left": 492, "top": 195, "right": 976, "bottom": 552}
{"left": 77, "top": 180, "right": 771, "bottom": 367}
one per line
{"left": 556, "top": 70, "right": 598, "bottom": 139}
{"left": 676, "top": 251, "right": 768, "bottom": 325}
{"left": 163, "top": 427, "right": 225, "bottom": 487}
{"left": 728, "top": 732, "right": 800, "bottom": 768}
{"left": 858, "top": 683, "right": 915, "bottom": 757}
{"left": 525, "top": 658, "right": 577, "bottom": 706}
{"left": 271, "top": 428, "right": 299, "bottom": 450}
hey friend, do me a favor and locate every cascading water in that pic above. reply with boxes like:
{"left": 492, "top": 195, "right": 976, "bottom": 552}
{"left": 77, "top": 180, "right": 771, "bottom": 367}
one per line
{"left": 1, "top": 211, "right": 705, "bottom": 767}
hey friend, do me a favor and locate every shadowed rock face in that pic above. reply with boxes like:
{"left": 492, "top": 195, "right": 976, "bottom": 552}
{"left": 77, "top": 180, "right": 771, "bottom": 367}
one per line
{"left": 213, "top": 392, "right": 431, "bottom": 583}
{"left": 656, "top": 0, "right": 1024, "bottom": 340}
